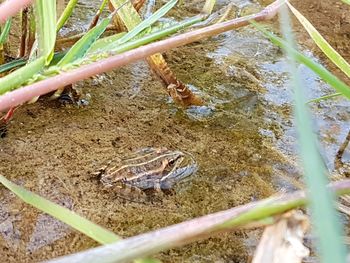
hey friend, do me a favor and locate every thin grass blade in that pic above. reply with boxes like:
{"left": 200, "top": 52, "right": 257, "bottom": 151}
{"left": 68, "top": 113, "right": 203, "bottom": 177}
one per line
{"left": 251, "top": 22, "right": 350, "bottom": 100}
{"left": 341, "top": 0, "right": 350, "bottom": 4}
{"left": 0, "top": 19, "right": 11, "bottom": 44}
{"left": 100, "top": 0, "right": 179, "bottom": 54}
{"left": 278, "top": 6, "right": 346, "bottom": 262}
{"left": 287, "top": 2, "right": 350, "bottom": 78}
{"left": 0, "top": 174, "right": 120, "bottom": 244}
{"left": 88, "top": 32, "right": 126, "bottom": 53}
{"left": 307, "top": 92, "right": 342, "bottom": 103}
{"left": 117, "top": 0, "right": 178, "bottom": 44}
{"left": 108, "top": 15, "right": 205, "bottom": 53}
{"left": 56, "top": 0, "right": 78, "bottom": 32}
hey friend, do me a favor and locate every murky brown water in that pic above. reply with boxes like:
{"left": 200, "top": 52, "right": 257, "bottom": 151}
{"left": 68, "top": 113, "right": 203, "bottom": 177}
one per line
{"left": 0, "top": 0, "right": 349, "bottom": 262}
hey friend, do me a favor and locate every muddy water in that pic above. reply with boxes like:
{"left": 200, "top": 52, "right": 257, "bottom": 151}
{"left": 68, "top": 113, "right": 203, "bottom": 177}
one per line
{"left": 0, "top": 1, "right": 349, "bottom": 262}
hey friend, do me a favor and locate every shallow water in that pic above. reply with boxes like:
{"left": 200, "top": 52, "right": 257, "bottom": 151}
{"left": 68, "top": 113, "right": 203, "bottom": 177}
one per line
{"left": 0, "top": 0, "right": 349, "bottom": 262}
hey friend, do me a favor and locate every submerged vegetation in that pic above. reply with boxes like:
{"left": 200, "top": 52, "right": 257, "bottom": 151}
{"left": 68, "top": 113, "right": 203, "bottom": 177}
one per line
{"left": 0, "top": 0, "right": 349, "bottom": 262}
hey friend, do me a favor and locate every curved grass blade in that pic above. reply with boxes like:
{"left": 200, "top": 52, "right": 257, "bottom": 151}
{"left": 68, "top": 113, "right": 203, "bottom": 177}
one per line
{"left": 287, "top": 2, "right": 350, "bottom": 78}
{"left": 251, "top": 21, "right": 350, "bottom": 100}
{"left": 0, "top": 18, "right": 11, "bottom": 44}
{"left": 34, "top": 0, "right": 56, "bottom": 63}
{"left": 0, "top": 56, "right": 45, "bottom": 95}
{"left": 0, "top": 174, "right": 120, "bottom": 245}
{"left": 56, "top": 0, "right": 78, "bottom": 32}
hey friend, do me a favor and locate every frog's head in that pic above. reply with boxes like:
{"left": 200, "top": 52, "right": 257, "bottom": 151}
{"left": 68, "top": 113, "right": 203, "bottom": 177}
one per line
{"left": 161, "top": 150, "right": 198, "bottom": 188}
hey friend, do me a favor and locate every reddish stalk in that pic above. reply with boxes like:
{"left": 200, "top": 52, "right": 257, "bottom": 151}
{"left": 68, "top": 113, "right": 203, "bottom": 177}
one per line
{"left": 0, "top": 0, "right": 286, "bottom": 112}
{"left": 0, "top": 0, "right": 34, "bottom": 24}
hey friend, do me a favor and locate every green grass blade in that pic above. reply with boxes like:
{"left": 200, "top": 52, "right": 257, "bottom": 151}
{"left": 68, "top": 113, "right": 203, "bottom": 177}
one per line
{"left": 0, "top": 51, "right": 66, "bottom": 74}
{"left": 308, "top": 92, "right": 342, "bottom": 103}
{"left": 117, "top": 0, "right": 178, "bottom": 44}
{"left": 57, "top": 15, "right": 112, "bottom": 66}
{"left": 251, "top": 22, "right": 350, "bottom": 100}
{"left": 287, "top": 2, "right": 350, "bottom": 78}
{"left": 98, "top": 0, "right": 181, "bottom": 53}
{"left": 0, "top": 18, "right": 11, "bottom": 44}
{"left": 109, "top": 15, "right": 205, "bottom": 53}
{"left": 34, "top": 0, "right": 56, "bottom": 63}
{"left": 341, "top": 0, "right": 350, "bottom": 4}
{"left": 88, "top": 32, "right": 126, "bottom": 53}
{"left": 98, "top": 0, "right": 109, "bottom": 13}
{"left": 56, "top": 0, "right": 78, "bottom": 32}
{"left": 278, "top": 6, "right": 347, "bottom": 262}
{"left": 0, "top": 57, "right": 26, "bottom": 73}
{"left": 0, "top": 174, "right": 120, "bottom": 245}
{"left": 0, "top": 56, "right": 45, "bottom": 95}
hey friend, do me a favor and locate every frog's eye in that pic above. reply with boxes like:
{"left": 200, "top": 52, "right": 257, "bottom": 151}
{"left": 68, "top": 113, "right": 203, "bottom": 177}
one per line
{"left": 168, "top": 158, "right": 176, "bottom": 165}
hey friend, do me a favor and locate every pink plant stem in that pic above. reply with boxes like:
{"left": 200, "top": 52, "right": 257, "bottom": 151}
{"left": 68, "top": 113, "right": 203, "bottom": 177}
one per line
{"left": 0, "top": 0, "right": 34, "bottom": 24}
{"left": 0, "top": 0, "right": 286, "bottom": 112}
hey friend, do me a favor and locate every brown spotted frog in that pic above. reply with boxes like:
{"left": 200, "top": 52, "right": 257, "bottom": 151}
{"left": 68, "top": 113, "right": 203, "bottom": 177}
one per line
{"left": 97, "top": 147, "right": 198, "bottom": 199}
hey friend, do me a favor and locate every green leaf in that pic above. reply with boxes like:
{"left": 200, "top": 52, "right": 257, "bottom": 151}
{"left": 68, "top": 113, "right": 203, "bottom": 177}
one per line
{"left": 0, "top": 58, "right": 26, "bottom": 74}
{"left": 117, "top": 0, "right": 178, "bottom": 45}
{"left": 287, "top": 2, "right": 350, "bottom": 78}
{"left": 56, "top": 0, "right": 79, "bottom": 32}
{"left": 88, "top": 32, "right": 126, "bottom": 53}
{"left": 0, "top": 51, "right": 66, "bottom": 74}
{"left": 57, "top": 15, "right": 113, "bottom": 66}
{"left": 251, "top": 21, "right": 350, "bottom": 100}
{"left": 109, "top": 15, "right": 205, "bottom": 54}
{"left": 0, "top": 174, "right": 120, "bottom": 245}
{"left": 341, "top": 0, "right": 350, "bottom": 4}
{"left": 34, "top": 0, "right": 56, "bottom": 63}
{"left": 0, "top": 19, "right": 11, "bottom": 44}
{"left": 99, "top": 0, "right": 179, "bottom": 53}
{"left": 0, "top": 57, "right": 46, "bottom": 95}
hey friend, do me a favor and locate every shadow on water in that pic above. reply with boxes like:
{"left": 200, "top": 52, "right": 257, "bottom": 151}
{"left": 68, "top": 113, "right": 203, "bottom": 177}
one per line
{"left": 0, "top": 0, "right": 349, "bottom": 262}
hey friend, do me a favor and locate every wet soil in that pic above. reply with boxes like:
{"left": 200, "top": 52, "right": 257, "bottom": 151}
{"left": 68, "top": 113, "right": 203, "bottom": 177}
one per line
{"left": 290, "top": 0, "right": 350, "bottom": 83}
{"left": 0, "top": 0, "right": 349, "bottom": 262}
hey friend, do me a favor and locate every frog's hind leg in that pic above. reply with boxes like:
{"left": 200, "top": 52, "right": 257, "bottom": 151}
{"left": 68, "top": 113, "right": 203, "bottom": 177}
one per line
{"left": 114, "top": 184, "right": 149, "bottom": 203}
